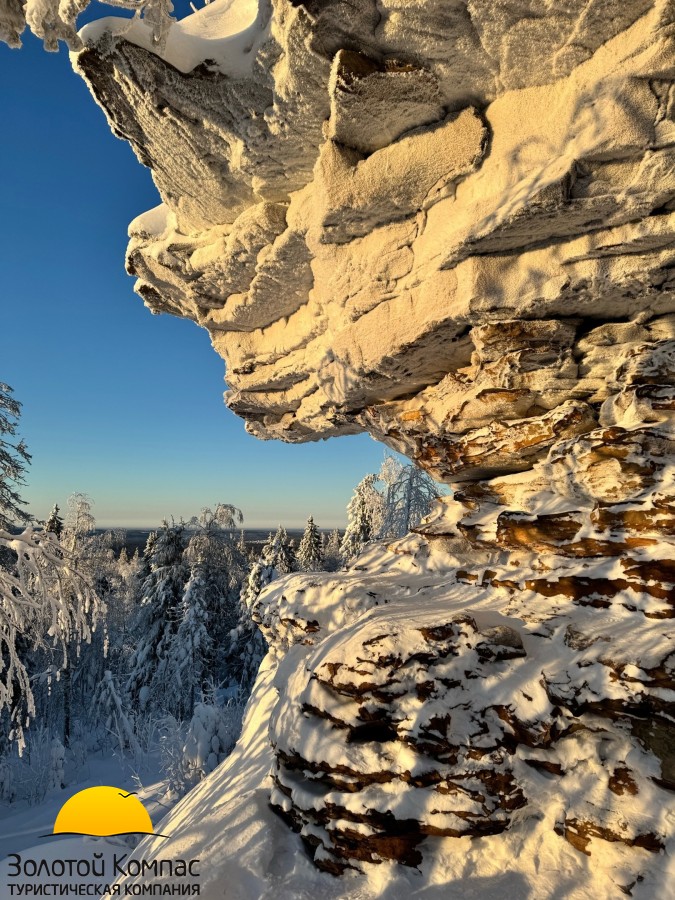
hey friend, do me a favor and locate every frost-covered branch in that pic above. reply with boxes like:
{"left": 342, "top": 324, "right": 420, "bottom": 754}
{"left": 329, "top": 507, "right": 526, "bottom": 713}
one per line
{"left": 0, "top": 525, "right": 102, "bottom": 751}
{"left": 0, "top": 0, "right": 175, "bottom": 52}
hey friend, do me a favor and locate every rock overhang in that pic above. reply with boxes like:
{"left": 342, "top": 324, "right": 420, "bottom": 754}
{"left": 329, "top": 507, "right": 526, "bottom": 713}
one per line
{"left": 69, "top": 0, "right": 675, "bottom": 480}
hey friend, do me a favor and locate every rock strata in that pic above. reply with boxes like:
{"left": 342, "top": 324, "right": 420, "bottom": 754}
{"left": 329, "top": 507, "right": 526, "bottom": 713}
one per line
{"left": 59, "top": 0, "right": 675, "bottom": 890}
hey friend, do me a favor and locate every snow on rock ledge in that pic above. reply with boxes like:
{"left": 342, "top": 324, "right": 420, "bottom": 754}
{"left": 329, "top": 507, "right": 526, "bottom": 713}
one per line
{"left": 71, "top": 0, "right": 675, "bottom": 459}
{"left": 65, "top": 0, "right": 675, "bottom": 894}
{"left": 257, "top": 428, "right": 675, "bottom": 882}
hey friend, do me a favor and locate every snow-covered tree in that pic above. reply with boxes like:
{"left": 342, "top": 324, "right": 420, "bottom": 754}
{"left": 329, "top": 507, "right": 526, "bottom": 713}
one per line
{"left": 378, "top": 461, "right": 440, "bottom": 539}
{"left": 227, "top": 600, "right": 266, "bottom": 697}
{"left": 186, "top": 504, "right": 243, "bottom": 561}
{"left": 0, "top": 382, "right": 31, "bottom": 531}
{"left": 184, "top": 504, "right": 248, "bottom": 684}
{"left": 323, "top": 528, "right": 342, "bottom": 572}
{"left": 48, "top": 735, "right": 65, "bottom": 792}
{"left": 44, "top": 504, "right": 63, "bottom": 539}
{"left": 166, "top": 566, "right": 213, "bottom": 719}
{"left": 125, "top": 521, "right": 188, "bottom": 714}
{"left": 340, "top": 474, "right": 385, "bottom": 563}
{"left": 62, "top": 493, "right": 95, "bottom": 550}
{"left": 227, "top": 541, "right": 273, "bottom": 695}
{"left": 297, "top": 516, "right": 323, "bottom": 571}
{"left": 0, "top": 526, "right": 102, "bottom": 751}
{"left": 93, "top": 669, "right": 140, "bottom": 756}
{"left": 0, "top": 387, "right": 101, "bottom": 750}
{"left": 181, "top": 700, "right": 242, "bottom": 787}
{"left": 55, "top": 492, "right": 99, "bottom": 747}
{"left": 69, "top": 528, "right": 132, "bottom": 734}
{"left": 262, "top": 525, "right": 297, "bottom": 574}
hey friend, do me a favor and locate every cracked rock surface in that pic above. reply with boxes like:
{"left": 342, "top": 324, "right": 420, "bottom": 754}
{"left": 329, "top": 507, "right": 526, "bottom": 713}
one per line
{"left": 69, "top": 0, "right": 675, "bottom": 892}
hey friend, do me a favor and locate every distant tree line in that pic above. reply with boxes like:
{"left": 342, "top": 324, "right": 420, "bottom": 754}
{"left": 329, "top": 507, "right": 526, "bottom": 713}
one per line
{"left": 0, "top": 382, "right": 440, "bottom": 803}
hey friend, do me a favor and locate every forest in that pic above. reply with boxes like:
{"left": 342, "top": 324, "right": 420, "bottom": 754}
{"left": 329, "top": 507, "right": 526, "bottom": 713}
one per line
{"left": 0, "top": 381, "right": 439, "bottom": 809}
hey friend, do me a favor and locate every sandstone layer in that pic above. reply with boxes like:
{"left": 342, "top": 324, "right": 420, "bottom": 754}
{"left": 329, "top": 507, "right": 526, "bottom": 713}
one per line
{"left": 46, "top": 0, "right": 675, "bottom": 892}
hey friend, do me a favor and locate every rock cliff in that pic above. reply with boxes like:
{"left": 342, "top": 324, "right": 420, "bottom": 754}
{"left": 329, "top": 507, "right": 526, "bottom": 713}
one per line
{"left": 14, "top": 0, "right": 675, "bottom": 894}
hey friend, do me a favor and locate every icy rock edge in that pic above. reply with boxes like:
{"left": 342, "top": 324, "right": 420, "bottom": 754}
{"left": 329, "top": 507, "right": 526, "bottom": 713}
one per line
{"left": 69, "top": 0, "right": 675, "bottom": 896}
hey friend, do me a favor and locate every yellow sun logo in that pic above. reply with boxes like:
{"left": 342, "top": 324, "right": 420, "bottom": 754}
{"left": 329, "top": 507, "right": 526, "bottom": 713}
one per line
{"left": 52, "top": 786, "right": 155, "bottom": 837}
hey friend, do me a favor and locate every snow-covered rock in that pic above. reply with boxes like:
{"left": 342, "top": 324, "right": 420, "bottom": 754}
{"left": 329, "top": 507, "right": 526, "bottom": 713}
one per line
{"left": 33, "top": 0, "right": 675, "bottom": 893}
{"left": 70, "top": 0, "right": 675, "bottom": 457}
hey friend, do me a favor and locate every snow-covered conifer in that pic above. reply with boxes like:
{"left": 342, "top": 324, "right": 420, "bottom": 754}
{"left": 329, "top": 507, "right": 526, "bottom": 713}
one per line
{"left": 297, "top": 516, "right": 323, "bottom": 571}
{"left": 48, "top": 736, "right": 65, "bottom": 792}
{"left": 324, "top": 528, "right": 343, "bottom": 572}
{"left": 339, "top": 475, "right": 385, "bottom": 563}
{"left": 227, "top": 551, "right": 271, "bottom": 694}
{"left": 0, "top": 382, "right": 31, "bottom": 531}
{"left": 263, "top": 525, "right": 297, "bottom": 574}
{"left": 94, "top": 669, "right": 140, "bottom": 756}
{"left": 125, "top": 521, "right": 188, "bottom": 713}
{"left": 182, "top": 701, "right": 242, "bottom": 787}
{"left": 44, "top": 504, "right": 64, "bottom": 538}
{"left": 167, "top": 565, "right": 213, "bottom": 718}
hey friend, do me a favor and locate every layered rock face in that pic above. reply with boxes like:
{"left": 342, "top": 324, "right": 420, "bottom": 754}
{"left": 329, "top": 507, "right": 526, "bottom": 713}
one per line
{"left": 69, "top": 0, "right": 675, "bottom": 892}
{"left": 73, "top": 0, "right": 675, "bottom": 454}
{"left": 258, "top": 423, "right": 674, "bottom": 881}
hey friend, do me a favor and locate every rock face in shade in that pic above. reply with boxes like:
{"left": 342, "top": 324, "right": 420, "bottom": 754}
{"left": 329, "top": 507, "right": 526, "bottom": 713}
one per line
{"left": 68, "top": 0, "right": 675, "bottom": 894}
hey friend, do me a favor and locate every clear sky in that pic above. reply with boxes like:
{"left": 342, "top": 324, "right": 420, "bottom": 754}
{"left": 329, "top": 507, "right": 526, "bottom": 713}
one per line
{"left": 0, "top": 12, "right": 388, "bottom": 529}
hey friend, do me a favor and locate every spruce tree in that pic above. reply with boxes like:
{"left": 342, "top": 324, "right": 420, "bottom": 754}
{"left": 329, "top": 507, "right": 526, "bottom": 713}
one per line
{"left": 125, "top": 521, "right": 189, "bottom": 713}
{"left": 184, "top": 504, "right": 247, "bottom": 681}
{"left": 324, "top": 528, "right": 342, "bottom": 572}
{"left": 340, "top": 475, "right": 384, "bottom": 563}
{"left": 297, "top": 515, "right": 323, "bottom": 571}
{"left": 228, "top": 581, "right": 267, "bottom": 696}
{"left": 168, "top": 565, "right": 213, "bottom": 718}
{"left": 264, "top": 525, "right": 297, "bottom": 574}
{"left": 45, "top": 503, "right": 64, "bottom": 538}
{"left": 94, "top": 670, "right": 140, "bottom": 755}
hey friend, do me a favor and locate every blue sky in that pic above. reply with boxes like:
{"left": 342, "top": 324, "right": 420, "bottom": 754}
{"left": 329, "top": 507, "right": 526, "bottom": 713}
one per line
{"left": 0, "top": 16, "right": 387, "bottom": 529}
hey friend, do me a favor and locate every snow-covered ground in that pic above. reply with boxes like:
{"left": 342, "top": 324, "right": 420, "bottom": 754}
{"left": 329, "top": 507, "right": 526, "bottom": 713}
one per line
{"left": 0, "top": 752, "right": 176, "bottom": 897}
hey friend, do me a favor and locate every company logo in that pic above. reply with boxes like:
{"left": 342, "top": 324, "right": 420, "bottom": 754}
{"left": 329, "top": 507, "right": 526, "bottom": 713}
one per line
{"left": 51, "top": 786, "right": 160, "bottom": 838}
{"left": 5, "top": 787, "right": 202, "bottom": 895}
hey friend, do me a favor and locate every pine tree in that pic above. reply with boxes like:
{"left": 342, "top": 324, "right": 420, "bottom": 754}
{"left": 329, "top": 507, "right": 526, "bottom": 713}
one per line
{"left": 297, "top": 516, "right": 323, "bottom": 571}
{"left": 45, "top": 504, "right": 64, "bottom": 538}
{"left": 340, "top": 474, "right": 385, "bottom": 563}
{"left": 125, "top": 521, "right": 189, "bottom": 714}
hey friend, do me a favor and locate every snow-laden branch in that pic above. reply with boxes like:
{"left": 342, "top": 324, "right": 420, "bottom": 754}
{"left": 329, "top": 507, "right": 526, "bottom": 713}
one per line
{"left": 0, "top": 525, "right": 102, "bottom": 751}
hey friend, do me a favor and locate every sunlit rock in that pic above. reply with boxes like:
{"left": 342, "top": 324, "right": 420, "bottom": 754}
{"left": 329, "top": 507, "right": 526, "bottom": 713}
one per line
{"left": 62, "top": 0, "right": 675, "bottom": 893}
